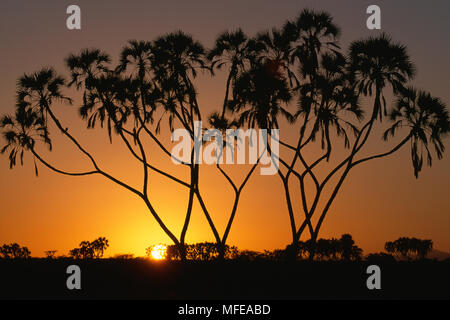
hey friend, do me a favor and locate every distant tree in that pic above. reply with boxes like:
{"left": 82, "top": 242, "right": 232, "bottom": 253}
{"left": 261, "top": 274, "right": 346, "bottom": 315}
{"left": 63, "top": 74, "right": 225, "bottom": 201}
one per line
{"left": 79, "top": 241, "right": 95, "bottom": 259}
{"left": 416, "top": 239, "right": 433, "bottom": 259}
{"left": 68, "top": 248, "right": 82, "bottom": 259}
{"left": 44, "top": 250, "right": 57, "bottom": 259}
{"left": 385, "top": 238, "right": 408, "bottom": 259}
{"left": 339, "top": 234, "right": 363, "bottom": 261}
{"left": 69, "top": 237, "right": 109, "bottom": 259}
{"left": 296, "top": 234, "right": 362, "bottom": 261}
{"left": 90, "top": 237, "right": 110, "bottom": 258}
{"left": 0, "top": 243, "right": 31, "bottom": 259}
{"left": 385, "top": 237, "right": 433, "bottom": 260}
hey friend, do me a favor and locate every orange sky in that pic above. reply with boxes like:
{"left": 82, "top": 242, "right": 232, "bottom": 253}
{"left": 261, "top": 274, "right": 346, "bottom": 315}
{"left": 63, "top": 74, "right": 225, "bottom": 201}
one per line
{"left": 0, "top": 0, "right": 449, "bottom": 257}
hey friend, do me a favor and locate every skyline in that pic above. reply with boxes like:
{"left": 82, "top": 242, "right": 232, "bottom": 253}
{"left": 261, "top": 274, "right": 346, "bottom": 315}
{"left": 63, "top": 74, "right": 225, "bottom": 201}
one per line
{"left": 1, "top": 0, "right": 449, "bottom": 258}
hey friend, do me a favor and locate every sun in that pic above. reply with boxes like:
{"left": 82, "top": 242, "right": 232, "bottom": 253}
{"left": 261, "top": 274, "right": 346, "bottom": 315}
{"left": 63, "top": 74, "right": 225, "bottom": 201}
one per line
{"left": 150, "top": 244, "right": 167, "bottom": 260}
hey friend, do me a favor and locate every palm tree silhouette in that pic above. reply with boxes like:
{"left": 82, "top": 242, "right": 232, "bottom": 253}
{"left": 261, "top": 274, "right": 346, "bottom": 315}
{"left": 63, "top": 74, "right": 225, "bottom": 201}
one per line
{"left": 288, "top": 8, "right": 341, "bottom": 78}
{"left": 309, "top": 33, "right": 418, "bottom": 252}
{"left": 349, "top": 33, "right": 415, "bottom": 122}
{"left": 1, "top": 69, "right": 71, "bottom": 173}
{"left": 66, "top": 49, "right": 132, "bottom": 141}
{"left": 360, "top": 87, "right": 450, "bottom": 177}
{"left": 245, "top": 9, "right": 343, "bottom": 257}
{"left": 208, "top": 29, "right": 258, "bottom": 119}
{"left": 206, "top": 32, "right": 286, "bottom": 259}
{"left": 150, "top": 32, "right": 224, "bottom": 253}
{"left": 116, "top": 40, "right": 153, "bottom": 121}
{"left": 152, "top": 31, "right": 206, "bottom": 106}
{"left": 66, "top": 48, "right": 111, "bottom": 92}
{"left": 231, "top": 61, "right": 293, "bottom": 129}
{"left": 8, "top": 64, "right": 188, "bottom": 256}
{"left": 256, "top": 27, "right": 296, "bottom": 87}
{"left": 296, "top": 52, "right": 362, "bottom": 159}
{"left": 116, "top": 40, "right": 197, "bottom": 257}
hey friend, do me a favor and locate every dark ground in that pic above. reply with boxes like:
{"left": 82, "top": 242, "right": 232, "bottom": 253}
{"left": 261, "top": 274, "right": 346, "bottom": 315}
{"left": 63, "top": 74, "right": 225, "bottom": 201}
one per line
{"left": 0, "top": 259, "right": 449, "bottom": 300}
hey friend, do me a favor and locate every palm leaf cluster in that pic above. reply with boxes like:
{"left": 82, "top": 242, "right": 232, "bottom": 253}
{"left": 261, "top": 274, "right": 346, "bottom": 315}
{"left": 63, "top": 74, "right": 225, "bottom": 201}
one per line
{"left": 1, "top": 68, "right": 71, "bottom": 171}
{"left": 386, "top": 87, "right": 449, "bottom": 177}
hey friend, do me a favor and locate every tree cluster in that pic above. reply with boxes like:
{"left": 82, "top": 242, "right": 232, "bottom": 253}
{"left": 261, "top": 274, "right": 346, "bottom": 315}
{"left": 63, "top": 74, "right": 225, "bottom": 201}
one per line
{"left": 148, "top": 242, "right": 239, "bottom": 261}
{"left": 296, "top": 234, "right": 363, "bottom": 261}
{"left": 0, "top": 243, "right": 31, "bottom": 259}
{"left": 385, "top": 237, "right": 433, "bottom": 260}
{"left": 1, "top": 8, "right": 448, "bottom": 260}
{"left": 68, "top": 237, "right": 109, "bottom": 259}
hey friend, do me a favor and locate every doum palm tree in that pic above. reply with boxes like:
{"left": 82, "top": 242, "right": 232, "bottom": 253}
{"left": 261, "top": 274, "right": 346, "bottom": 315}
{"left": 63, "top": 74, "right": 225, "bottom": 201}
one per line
{"left": 308, "top": 33, "right": 418, "bottom": 257}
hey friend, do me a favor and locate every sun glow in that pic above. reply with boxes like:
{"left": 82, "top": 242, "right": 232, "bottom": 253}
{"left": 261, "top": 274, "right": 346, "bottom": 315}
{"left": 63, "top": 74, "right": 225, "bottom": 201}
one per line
{"left": 150, "top": 244, "right": 167, "bottom": 260}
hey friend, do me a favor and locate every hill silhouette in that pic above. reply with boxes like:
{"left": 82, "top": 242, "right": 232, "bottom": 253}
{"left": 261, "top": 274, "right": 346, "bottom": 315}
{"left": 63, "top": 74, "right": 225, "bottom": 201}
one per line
{"left": 426, "top": 249, "right": 450, "bottom": 261}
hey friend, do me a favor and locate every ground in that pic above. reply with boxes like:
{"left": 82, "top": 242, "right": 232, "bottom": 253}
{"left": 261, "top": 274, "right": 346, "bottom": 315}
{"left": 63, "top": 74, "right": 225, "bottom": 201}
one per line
{"left": 0, "top": 259, "right": 449, "bottom": 299}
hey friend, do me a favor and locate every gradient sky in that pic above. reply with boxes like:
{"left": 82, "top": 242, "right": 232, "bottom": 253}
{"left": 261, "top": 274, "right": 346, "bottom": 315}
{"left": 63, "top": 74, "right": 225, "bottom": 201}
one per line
{"left": 0, "top": 0, "right": 449, "bottom": 257}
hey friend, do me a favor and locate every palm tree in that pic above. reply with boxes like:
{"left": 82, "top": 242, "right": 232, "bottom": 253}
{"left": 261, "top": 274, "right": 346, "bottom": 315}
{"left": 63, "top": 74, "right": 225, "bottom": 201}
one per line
{"left": 67, "top": 48, "right": 192, "bottom": 260}
{"left": 288, "top": 8, "right": 341, "bottom": 78}
{"left": 308, "top": 34, "right": 417, "bottom": 256}
{"left": 116, "top": 40, "right": 154, "bottom": 121}
{"left": 66, "top": 49, "right": 131, "bottom": 141}
{"left": 151, "top": 32, "right": 223, "bottom": 253}
{"left": 282, "top": 8, "right": 343, "bottom": 143}
{"left": 91, "top": 237, "right": 110, "bottom": 258}
{"left": 296, "top": 53, "right": 362, "bottom": 158}
{"left": 208, "top": 29, "right": 259, "bottom": 118}
{"left": 382, "top": 87, "right": 450, "bottom": 177}
{"left": 147, "top": 31, "right": 209, "bottom": 141}
{"left": 152, "top": 31, "right": 206, "bottom": 102}
{"left": 116, "top": 40, "right": 152, "bottom": 79}
{"left": 16, "top": 68, "right": 72, "bottom": 116}
{"left": 1, "top": 69, "right": 71, "bottom": 172}
{"left": 66, "top": 48, "right": 111, "bottom": 90}
{"left": 231, "top": 61, "right": 294, "bottom": 129}
{"left": 258, "top": 10, "right": 344, "bottom": 258}
{"left": 1, "top": 108, "right": 48, "bottom": 173}
{"left": 6, "top": 65, "right": 187, "bottom": 259}
{"left": 255, "top": 25, "right": 308, "bottom": 95}
{"left": 349, "top": 33, "right": 415, "bottom": 122}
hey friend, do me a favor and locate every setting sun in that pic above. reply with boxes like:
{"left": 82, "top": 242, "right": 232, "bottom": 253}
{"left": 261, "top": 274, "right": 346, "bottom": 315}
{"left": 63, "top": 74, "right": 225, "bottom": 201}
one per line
{"left": 150, "top": 244, "right": 167, "bottom": 260}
